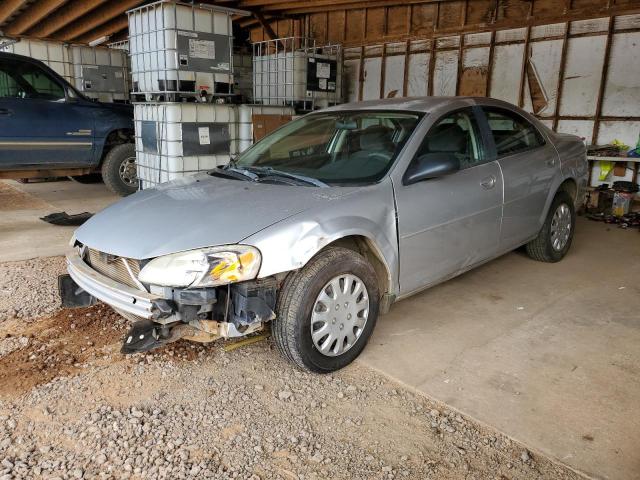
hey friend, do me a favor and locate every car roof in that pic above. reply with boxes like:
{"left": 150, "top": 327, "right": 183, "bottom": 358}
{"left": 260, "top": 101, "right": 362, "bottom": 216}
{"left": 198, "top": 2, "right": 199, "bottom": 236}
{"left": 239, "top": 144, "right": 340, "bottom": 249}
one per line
{"left": 321, "top": 96, "right": 525, "bottom": 114}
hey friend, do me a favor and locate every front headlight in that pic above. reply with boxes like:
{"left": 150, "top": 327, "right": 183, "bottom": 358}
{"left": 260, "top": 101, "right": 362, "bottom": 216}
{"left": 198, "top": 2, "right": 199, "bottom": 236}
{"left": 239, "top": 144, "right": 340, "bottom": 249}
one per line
{"left": 138, "top": 245, "right": 261, "bottom": 288}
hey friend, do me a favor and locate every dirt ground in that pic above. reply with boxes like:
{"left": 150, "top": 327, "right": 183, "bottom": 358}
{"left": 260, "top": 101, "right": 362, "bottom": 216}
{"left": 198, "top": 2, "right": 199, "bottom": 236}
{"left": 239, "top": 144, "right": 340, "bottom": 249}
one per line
{"left": 0, "top": 257, "right": 587, "bottom": 480}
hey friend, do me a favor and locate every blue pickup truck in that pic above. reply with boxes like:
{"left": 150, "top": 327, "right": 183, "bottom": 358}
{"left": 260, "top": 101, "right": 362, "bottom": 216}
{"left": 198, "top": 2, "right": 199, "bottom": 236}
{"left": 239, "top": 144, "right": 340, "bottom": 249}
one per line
{"left": 0, "top": 52, "right": 136, "bottom": 196}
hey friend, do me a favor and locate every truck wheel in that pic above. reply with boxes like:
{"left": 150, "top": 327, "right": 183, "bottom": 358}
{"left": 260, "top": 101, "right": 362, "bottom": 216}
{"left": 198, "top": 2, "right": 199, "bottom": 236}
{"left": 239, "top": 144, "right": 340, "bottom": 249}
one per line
{"left": 69, "top": 173, "right": 103, "bottom": 184}
{"left": 101, "top": 143, "right": 137, "bottom": 196}
{"left": 273, "top": 247, "right": 380, "bottom": 373}
{"left": 526, "top": 190, "right": 575, "bottom": 262}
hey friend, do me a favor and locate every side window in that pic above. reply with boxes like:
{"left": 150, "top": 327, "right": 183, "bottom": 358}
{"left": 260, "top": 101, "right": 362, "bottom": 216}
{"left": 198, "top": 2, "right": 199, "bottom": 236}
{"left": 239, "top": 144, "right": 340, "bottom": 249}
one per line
{"left": 17, "top": 62, "right": 65, "bottom": 100}
{"left": 484, "top": 108, "right": 545, "bottom": 157}
{"left": 0, "top": 62, "right": 20, "bottom": 98}
{"left": 414, "top": 109, "right": 484, "bottom": 169}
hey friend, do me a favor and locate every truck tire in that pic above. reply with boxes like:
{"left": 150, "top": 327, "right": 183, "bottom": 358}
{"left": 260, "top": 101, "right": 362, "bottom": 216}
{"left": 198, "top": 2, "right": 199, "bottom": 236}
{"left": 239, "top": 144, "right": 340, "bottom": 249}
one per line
{"left": 526, "top": 190, "right": 575, "bottom": 262}
{"left": 273, "top": 247, "right": 380, "bottom": 373}
{"left": 101, "top": 143, "right": 137, "bottom": 196}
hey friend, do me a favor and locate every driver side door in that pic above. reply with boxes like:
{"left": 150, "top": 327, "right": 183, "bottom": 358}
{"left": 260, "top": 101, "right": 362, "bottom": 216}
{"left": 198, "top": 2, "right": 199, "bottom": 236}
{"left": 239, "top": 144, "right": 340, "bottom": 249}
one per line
{"left": 395, "top": 107, "right": 504, "bottom": 296}
{"left": 0, "top": 57, "right": 95, "bottom": 170}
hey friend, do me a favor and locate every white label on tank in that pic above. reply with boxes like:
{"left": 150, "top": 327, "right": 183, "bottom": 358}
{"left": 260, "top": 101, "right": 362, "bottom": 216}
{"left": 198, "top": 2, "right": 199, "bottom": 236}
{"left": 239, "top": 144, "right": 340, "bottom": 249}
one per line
{"left": 115, "top": 71, "right": 123, "bottom": 78}
{"left": 189, "top": 39, "right": 216, "bottom": 60}
{"left": 317, "top": 62, "right": 331, "bottom": 79}
{"left": 319, "top": 78, "right": 327, "bottom": 90}
{"left": 199, "top": 127, "right": 211, "bottom": 145}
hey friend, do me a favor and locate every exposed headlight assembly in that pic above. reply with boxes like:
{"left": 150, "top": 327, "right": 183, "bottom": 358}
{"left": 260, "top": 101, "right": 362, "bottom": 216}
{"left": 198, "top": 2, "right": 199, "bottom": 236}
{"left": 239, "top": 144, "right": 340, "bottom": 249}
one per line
{"left": 138, "top": 245, "right": 261, "bottom": 288}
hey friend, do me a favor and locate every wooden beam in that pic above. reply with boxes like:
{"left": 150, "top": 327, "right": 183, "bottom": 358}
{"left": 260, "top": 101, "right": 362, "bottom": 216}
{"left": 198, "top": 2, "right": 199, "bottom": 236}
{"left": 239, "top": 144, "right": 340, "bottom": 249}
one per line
{"left": 591, "top": 15, "right": 615, "bottom": 146}
{"left": 0, "top": 0, "right": 29, "bottom": 27}
{"left": 552, "top": 22, "right": 570, "bottom": 133}
{"left": 27, "top": 0, "right": 109, "bottom": 38}
{"left": 72, "top": 16, "right": 128, "bottom": 44}
{"left": 52, "top": 0, "right": 143, "bottom": 41}
{"left": 3, "top": 0, "right": 69, "bottom": 35}
{"left": 254, "top": 11, "right": 277, "bottom": 40}
{"left": 258, "top": 0, "right": 446, "bottom": 15}
{"left": 239, "top": 0, "right": 444, "bottom": 7}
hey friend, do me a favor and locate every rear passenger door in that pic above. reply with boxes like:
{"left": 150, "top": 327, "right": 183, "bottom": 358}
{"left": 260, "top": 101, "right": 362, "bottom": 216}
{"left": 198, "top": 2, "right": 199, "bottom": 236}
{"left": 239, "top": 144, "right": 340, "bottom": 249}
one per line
{"left": 479, "top": 107, "right": 559, "bottom": 250}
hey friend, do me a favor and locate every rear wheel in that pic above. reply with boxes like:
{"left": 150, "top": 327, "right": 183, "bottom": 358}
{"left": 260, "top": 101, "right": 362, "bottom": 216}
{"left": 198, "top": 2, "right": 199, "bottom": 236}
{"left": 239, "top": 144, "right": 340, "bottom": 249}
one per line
{"left": 526, "top": 190, "right": 575, "bottom": 262}
{"left": 101, "top": 143, "right": 137, "bottom": 197}
{"left": 273, "top": 247, "right": 379, "bottom": 373}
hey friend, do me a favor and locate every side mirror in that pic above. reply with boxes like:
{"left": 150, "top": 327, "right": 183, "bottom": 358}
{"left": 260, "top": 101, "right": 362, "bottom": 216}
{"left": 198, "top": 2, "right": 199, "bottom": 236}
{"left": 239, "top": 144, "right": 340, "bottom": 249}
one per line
{"left": 403, "top": 153, "right": 460, "bottom": 185}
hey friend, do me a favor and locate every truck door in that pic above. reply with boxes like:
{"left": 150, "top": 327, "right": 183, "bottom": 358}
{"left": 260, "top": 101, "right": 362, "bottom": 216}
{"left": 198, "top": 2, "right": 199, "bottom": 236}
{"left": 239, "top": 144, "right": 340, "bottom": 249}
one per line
{"left": 0, "top": 57, "right": 95, "bottom": 170}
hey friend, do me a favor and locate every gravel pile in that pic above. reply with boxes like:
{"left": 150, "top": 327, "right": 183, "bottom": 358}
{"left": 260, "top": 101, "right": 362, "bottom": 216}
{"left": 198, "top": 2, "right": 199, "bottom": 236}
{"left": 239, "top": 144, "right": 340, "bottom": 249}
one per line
{"left": 0, "top": 339, "right": 584, "bottom": 480}
{"left": 0, "top": 257, "right": 584, "bottom": 479}
{"left": 0, "top": 257, "right": 65, "bottom": 323}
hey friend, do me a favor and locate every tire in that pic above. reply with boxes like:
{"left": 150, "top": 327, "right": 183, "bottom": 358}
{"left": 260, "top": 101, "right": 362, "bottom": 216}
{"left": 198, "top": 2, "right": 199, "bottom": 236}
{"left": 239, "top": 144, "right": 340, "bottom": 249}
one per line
{"left": 69, "top": 173, "right": 103, "bottom": 184}
{"left": 101, "top": 143, "right": 137, "bottom": 196}
{"left": 526, "top": 190, "right": 575, "bottom": 262}
{"left": 273, "top": 247, "right": 380, "bottom": 373}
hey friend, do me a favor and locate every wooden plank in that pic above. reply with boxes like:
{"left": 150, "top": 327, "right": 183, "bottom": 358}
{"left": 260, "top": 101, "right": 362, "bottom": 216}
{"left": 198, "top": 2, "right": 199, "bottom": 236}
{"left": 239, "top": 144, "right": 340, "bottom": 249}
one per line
{"left": 252, "top": 114, "right": 292, "bottom": 141}
{"left": 459, "top": 66, "right": 489, "bottom": 96}
{"left": 591, "top": 16, "right": 615, "bottom": 145}
{"left": 410, "top": 3, "right": 437, "bottom": 36}
{"left": 345, "top": 8, "right": 365, "bottom": 43}
{"left": 552, "top": 23, "right": 570, "bottom": 132}
{"left": 327, "top": 10, "right": 346, "bottom": 43}
{"left": 52, "top": 0, "right": 143, "bottom": 41}
{"left": 309, "top": 12, "right": 327, "bottom": 43}
{"left": 72, "top": 15, "right": 128, "bottom": 44}
{"left": 366, "top": 7, "right": 386, "bottom": 40}
{"left": 437, "top": 0, "right": 465, "bottom": 30}
{"left": 27, "top": 0, "right": 108, "bottom": 38}
{"left": 386, "top": 5, "right": 409, "bottom": 37}
{"left": 3, "top": 0, "right": 67, "bottom": 35}
{"left": 0, "top": 0, "right": 29, "bottom": 27}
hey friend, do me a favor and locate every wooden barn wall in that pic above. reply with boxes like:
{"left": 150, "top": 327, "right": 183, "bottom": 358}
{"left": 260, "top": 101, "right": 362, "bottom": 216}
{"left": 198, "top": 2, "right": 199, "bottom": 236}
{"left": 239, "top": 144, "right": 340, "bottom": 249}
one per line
{"left": 248, "top": 0, "right": 640, "bottom": 147}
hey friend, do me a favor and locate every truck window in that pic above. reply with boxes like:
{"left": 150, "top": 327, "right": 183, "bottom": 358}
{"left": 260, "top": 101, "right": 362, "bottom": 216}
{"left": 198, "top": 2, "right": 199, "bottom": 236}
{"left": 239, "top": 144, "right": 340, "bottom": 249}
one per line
{"left": 0, "top": 59, "right": 65, "bottom": 101}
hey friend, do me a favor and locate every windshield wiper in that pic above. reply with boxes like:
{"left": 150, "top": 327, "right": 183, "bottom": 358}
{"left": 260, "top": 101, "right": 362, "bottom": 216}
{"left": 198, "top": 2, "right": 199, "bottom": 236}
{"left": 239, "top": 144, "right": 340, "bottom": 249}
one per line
{"left": 217, "top": 164, "right": 260, "bottom": 181}
{"left": 246, "top": 166, "right": 329, "bottom": 188}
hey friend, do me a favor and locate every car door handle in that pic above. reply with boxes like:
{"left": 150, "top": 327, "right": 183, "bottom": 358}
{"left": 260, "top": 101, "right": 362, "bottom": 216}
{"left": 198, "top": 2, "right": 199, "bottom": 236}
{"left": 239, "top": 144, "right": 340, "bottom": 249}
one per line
{"left": 0, "top": 108, "right": 13, "bottom": 116}
{"left": 480, "top": 175, "right": 496, "bottom": 189}
{"left": 546, "top": 158, "right": 557, "bottom": 167}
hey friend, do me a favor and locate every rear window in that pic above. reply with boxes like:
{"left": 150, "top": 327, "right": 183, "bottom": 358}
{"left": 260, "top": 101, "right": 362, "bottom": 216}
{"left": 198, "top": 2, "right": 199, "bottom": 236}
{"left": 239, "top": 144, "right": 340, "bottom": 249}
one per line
{"left": 484, "top": 107, "right": 545, "bottom": 157}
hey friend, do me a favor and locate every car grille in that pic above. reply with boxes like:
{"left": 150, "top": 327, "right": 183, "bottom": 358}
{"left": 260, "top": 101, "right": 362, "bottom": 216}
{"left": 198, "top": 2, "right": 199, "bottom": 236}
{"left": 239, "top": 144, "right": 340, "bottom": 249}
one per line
{"left": 86, "top": 248, "right": 142, "bottom": 289}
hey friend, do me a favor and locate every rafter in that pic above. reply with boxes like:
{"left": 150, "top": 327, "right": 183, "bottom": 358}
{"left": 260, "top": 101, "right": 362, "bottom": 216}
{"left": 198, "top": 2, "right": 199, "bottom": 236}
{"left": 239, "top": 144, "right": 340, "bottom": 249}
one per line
{"left": 0, "top": 0, "right": 31, "bottom": 28}
{"left": 52, "top": 0, "right": 143, "bottom": 41}
{"left": 27, "top": 0, "right": 109, "bottom": 38}
{"left": 3, "top": 0, "right": 68, "bottom": 35}
{"left": 73, "top": 15, "right": 128, "bottom": 44}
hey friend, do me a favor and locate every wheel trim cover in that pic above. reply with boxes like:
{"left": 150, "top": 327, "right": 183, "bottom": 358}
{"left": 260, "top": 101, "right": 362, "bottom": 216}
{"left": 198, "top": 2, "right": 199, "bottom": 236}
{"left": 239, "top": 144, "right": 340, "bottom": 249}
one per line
{"left": 119, "top": 156, "right": 138, "bottom": 186}
{"left": 550, "top": 203, "right": 572, "bottom": 251}
{"left": 310, "top": 273, "right": 370, "bottom": 357}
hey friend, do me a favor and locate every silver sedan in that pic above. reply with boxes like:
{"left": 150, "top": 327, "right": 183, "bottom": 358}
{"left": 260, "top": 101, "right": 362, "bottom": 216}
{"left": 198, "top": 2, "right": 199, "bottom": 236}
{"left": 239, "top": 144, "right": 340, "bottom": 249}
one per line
{"left": 63, "top": 97, "right": 588, "bottom": 372}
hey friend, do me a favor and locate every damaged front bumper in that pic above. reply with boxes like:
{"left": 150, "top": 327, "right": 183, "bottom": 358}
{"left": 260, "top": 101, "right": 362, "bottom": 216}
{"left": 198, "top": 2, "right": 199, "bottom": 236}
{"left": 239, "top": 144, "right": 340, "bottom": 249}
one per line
{"left": 63, "top": 248, "right": 278, "bottom": 353}
{"left": 66, "top": 249, "right": 169, "bottom": 320}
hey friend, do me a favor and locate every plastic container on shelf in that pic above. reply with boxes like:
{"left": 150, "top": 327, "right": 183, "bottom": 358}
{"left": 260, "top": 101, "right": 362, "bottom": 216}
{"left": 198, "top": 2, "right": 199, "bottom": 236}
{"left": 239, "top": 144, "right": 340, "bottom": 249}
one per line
{"left": 252, "top": 37, "right": 343, "bottom": 111}
{"left": 127, "top": 1, "right": 248, "bottom": 101}
{"left": 134, "top": 102, "right": 239, "bottom": 189}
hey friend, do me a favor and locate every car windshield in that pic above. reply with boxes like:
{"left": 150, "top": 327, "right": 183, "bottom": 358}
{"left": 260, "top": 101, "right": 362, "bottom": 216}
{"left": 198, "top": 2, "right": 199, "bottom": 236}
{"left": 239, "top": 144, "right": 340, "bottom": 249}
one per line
{"left": 233, "top": 111, "right": 423, "bottom": 186}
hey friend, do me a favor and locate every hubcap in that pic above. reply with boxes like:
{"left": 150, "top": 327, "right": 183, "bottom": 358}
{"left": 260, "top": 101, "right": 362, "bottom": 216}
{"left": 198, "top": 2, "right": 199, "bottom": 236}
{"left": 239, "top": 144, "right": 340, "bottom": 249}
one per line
{"left": 550, "top": 203, "right": 572, "bottom": 251}
{"left": 119, "top": 157, "right": 138, "bottom": 186}
{"left": 310, "top": 274, "right": 369, "bottom": 357}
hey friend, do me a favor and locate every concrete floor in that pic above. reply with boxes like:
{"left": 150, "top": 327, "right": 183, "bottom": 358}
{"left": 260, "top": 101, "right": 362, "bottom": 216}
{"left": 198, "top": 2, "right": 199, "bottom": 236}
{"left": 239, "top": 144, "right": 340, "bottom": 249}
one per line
{"left": 360, "top": 219, "right": 640, "bottom": 480}
{"left": 2, "top": 179, "right": 639, "bottom": 479}
{"left": 0, "top": 179, "right": 118, "bottom": 262}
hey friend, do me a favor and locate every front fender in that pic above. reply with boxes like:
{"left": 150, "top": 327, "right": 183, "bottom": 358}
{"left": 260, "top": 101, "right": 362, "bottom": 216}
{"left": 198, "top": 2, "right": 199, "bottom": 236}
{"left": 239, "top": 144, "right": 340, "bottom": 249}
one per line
{"left": 242, "top": 182, "right": 399, "bottom": 294}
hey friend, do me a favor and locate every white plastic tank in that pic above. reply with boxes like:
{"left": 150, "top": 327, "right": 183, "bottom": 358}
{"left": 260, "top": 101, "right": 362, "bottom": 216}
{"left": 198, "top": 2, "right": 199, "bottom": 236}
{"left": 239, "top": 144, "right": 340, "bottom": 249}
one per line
{"left": 134, "top": 102, "right": 239, "bottom": 189}
{"left": 69, "top": 45, "right": 130, "bottom": 103}
{"left": 1, "top": 37, "right": 73, "bottom": 82}
{"left": 128, "top": 1, "right": 247, "bottom": 99}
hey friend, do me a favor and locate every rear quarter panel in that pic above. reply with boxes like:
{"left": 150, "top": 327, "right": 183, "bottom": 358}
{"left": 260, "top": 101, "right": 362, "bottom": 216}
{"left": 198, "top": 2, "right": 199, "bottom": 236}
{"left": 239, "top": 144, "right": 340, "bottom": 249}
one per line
{"left": 553, "top": 132, "right": 589, "bottom": 205}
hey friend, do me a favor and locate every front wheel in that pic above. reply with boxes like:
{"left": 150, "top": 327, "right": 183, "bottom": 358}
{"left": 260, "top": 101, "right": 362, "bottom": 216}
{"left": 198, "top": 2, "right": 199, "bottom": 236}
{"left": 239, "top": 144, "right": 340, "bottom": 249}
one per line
{"left": 273, "top": 247, "right": 380, "bottom": 373}
{"left": 101, "top": 143, "right": 137, "bottom": 196}
{"left": 526, "top": 190, "right": 575, "bottom": 262}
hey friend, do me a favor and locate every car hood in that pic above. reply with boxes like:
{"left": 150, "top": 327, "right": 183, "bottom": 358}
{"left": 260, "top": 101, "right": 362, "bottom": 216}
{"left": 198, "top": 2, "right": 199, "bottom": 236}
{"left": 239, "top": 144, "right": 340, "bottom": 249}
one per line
{"left": 75, "top": 173, "right": 361, "bottom": 259}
